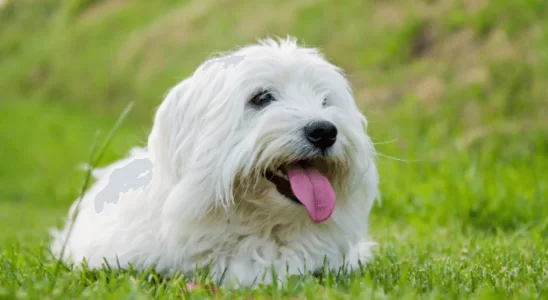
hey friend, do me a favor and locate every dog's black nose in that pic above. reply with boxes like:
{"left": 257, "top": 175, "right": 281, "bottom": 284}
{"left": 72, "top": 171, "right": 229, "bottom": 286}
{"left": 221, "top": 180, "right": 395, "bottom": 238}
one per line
{"left": 304, "top": 121, "right": 338, "bottom": 151}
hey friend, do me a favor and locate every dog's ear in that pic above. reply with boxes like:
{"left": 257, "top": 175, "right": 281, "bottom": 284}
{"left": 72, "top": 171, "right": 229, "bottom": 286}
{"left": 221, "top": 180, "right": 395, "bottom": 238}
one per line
{"left": 147, "top": 79, "right": 191, "bottom": 181}
{"left": 148, "top": 62, "right": 245, "bottom": 219}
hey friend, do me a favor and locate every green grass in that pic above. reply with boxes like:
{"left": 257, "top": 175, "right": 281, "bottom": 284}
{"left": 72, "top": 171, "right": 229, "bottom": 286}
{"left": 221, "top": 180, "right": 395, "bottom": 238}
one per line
{"left": 1, "top": 0, "right": 547, "bottom": 298}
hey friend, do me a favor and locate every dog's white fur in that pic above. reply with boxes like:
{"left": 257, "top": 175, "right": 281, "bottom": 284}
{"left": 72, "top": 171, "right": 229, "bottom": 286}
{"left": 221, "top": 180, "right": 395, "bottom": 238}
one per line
{"left": 50, "top": 37, "right": 379, "bottom": 287}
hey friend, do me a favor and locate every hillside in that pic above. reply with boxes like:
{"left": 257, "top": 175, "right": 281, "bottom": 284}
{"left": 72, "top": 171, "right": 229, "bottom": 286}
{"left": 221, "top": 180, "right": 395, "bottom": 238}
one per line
{"left": 1, "top": 0, "right": 547, "bottom": 298}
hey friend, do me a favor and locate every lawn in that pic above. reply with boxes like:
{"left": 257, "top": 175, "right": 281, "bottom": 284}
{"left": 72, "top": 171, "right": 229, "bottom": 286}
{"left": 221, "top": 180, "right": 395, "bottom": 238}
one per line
{"left": 1, "top": 0, "right": 547, "bottom": 299}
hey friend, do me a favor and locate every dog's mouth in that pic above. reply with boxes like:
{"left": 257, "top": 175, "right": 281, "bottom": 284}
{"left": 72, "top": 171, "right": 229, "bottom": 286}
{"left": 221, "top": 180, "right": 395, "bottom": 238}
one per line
{"left": 265, "top": 160, "right": 336, "bottom": 223}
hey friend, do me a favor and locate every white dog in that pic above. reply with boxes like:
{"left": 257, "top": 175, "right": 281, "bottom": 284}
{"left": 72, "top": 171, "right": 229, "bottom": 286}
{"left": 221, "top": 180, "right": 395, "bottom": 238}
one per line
{"left": 50, "top": 37, "right": 380, "bottom": 287}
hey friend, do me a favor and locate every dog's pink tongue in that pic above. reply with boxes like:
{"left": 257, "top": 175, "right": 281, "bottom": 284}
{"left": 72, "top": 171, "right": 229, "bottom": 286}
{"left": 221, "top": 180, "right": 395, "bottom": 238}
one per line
{"left": 286, "top": 167, "right": 335, "bottom": 222}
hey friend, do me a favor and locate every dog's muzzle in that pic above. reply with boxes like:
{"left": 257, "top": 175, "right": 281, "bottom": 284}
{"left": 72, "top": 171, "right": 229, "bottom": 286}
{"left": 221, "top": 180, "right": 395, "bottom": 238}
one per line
{"left": 265, "top": 159, "right": 336, "bottom": 223}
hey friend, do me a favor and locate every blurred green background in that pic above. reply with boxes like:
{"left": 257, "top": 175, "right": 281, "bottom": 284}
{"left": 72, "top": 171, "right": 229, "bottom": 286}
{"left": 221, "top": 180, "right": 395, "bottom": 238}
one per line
{"left": 1, "top": 0, "right": 547, "bottom": 298}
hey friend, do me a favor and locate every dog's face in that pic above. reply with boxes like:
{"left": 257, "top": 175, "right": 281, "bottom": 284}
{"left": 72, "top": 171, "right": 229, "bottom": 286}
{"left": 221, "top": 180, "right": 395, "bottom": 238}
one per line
{"left": 149, "top": 38, "right": 376, "bottom": 224}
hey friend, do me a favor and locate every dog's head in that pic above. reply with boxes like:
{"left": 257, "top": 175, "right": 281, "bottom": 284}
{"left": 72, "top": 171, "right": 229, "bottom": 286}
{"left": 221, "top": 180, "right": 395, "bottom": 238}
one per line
{"left": 148, "top": 37, "right": 378, "bottom": 224}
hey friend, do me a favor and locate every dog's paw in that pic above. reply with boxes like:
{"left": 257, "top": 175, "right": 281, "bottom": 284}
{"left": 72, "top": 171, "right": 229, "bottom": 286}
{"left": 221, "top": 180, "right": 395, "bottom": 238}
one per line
{"left": 346, "top": 240, "right": 377, "bottom": 270}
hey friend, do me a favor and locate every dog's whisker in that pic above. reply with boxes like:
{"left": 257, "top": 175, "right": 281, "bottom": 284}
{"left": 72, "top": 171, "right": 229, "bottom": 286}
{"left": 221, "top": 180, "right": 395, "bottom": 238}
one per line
{"left": 372, "top": 151, "right": 422, "bottom": 163}
{"left": 371, "top": 138, "right": 399, "bottom": 145}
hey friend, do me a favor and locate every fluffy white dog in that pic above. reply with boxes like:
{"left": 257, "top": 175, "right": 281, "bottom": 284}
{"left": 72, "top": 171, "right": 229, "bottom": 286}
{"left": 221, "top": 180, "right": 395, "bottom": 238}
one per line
{"left": 50, "top": 37, "right": 380, "bottom": 287}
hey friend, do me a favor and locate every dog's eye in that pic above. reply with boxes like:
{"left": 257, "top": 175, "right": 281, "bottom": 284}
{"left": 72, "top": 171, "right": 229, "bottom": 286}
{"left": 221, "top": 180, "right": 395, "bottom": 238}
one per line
{"left": 250, "top": 91, "right": 275, "bottom": 107}
{"left": 322, "top": 98, "right": 327, "bottom": 107}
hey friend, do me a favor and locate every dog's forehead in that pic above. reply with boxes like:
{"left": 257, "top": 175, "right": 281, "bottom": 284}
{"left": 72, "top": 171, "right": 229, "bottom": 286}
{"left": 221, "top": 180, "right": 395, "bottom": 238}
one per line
{"left": 231, "top": 46, "right": 342, "bottom": 89}
{"left": 196, "top": 39, "right": 352, "bottom": 105}
{"left": 237, "top": 43, "right": 328, "bottom": 66}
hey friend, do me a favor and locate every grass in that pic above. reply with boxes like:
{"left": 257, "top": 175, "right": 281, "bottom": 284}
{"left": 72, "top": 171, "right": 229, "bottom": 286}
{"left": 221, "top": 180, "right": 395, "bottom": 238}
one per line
{"left": 1, "top": 0, "right": 547, "bottom": 298}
